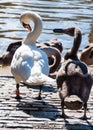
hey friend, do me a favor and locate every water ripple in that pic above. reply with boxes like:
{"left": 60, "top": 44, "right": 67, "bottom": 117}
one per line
{"left": 0, "top": 0, "right": 93, "bottom": 54}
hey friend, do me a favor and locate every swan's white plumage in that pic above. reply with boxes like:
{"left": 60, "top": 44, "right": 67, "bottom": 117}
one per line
{"left": 20, "top": 11, "right": 42, "bottom": 44}
{"left": 11, "top": 11, "right": 56, "bottom": 86}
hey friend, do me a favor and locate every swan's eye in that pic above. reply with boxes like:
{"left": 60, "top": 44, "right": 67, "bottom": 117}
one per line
{"left": 22, "top": 22, "right": 27, "bottom": 27}
{"left": 22, "top": 22, "right": 32, "bottom": 32}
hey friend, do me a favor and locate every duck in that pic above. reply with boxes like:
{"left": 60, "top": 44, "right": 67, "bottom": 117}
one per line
{"left": 80, "top": 43, "right": 93, "bottom": 65}
{"left": 0, "top": 38, "right": 62, "bottom": 74}
{"left": 11, "top": 11, "right": 56, "bottom": 100}
{"left": 53, "top": 27, "right": 93, "bottom": 119}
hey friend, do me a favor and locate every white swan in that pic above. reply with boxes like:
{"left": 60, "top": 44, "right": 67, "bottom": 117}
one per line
{"left": 11, "top": 11, "right": 56, "bottom": 100}
{"left": 0, "top": 39, "right": 62, "bottom": 74}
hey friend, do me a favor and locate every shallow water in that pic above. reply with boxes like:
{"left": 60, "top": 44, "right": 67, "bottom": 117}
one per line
{"left": 0, "top": 0, "right": 93, "bottom": 55}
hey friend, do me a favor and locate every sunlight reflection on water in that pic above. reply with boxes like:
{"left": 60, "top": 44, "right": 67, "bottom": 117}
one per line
{"left": 0, "top": 0, "right": 93, "bottom": 55}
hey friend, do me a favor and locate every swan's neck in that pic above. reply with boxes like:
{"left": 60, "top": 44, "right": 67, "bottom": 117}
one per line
{"left": 23, "top": 13, "right": 42, "bottom": 44}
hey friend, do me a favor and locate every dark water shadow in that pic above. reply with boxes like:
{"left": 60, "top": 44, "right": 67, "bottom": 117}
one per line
{"left": 16, "top": 82, "right": 58, "bottom": 120}
{"left": 64, "top": 118, "right": 93, "bottom": 130}
{"left": 23, "top": 83, "right": 57, "bottom": 93}
{"left": 16, "top": 100, "right": 60, "bottom": 121}
{"left": 0, "top": 76, "right": 57, "bottom": 94}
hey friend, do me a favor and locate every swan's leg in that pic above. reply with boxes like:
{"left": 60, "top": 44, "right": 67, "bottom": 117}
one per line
{"left": 15, "top": 84, "right": 22, "bottom": 100}
{"left": 80, "top": 102, "right": 87, "bottom": 120}
{"left": 37, "top": 85, "right": 42, "bottom": 100}
{"left": 61, "top": 99, "right": 69, "bottom": 118}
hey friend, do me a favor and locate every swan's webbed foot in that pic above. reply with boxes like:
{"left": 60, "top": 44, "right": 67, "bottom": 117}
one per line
{"left": 15, "top": 95, "right": 22, "bottom": 101}
{"left": 35, "top": 95, "right": 42, "bottom": 100}
{"left": 61, "top": 113, "right": 69, "bottom": 119}
{"left": 32, "top": 95, "right": 42, "bottom": 100}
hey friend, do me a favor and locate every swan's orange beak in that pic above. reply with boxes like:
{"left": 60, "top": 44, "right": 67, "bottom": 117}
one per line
{"left": 22, "top": 22, "right": 32, "bottom": 32}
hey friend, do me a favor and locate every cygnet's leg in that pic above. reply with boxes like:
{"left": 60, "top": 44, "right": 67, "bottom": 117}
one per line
{"left": 80, "top": 102, "right": 87, "bottom": 120}
{"left": 15, "top": 84, "right": 22, "bottom": 100}
{"left": 61, "top": 99, "right": 69, "bottom": 118}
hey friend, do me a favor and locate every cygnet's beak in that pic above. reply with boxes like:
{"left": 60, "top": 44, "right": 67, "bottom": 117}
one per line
{"left": 53, "top": 28, "right": 64, "bottom": 33}
{"left": 22, "top": 22, "right": 32, "bottom": 32}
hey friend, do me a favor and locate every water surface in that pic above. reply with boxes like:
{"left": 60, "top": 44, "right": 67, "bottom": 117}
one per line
{"left": 0, "top": 0, "right": 93, "bottom": 55}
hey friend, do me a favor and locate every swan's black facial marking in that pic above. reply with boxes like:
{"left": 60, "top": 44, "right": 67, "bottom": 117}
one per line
{"left": 22, "top": 22, "right": 32, "bottom": 32}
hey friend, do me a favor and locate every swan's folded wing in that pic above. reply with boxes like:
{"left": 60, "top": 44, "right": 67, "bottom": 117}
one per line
{"left": 26, "top": 73, "right": 57, "bottom": 87}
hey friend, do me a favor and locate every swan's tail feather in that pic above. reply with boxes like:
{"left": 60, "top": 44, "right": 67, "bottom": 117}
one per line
{"left": 26, "top": 73, "right": 57, "bottom": 87}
